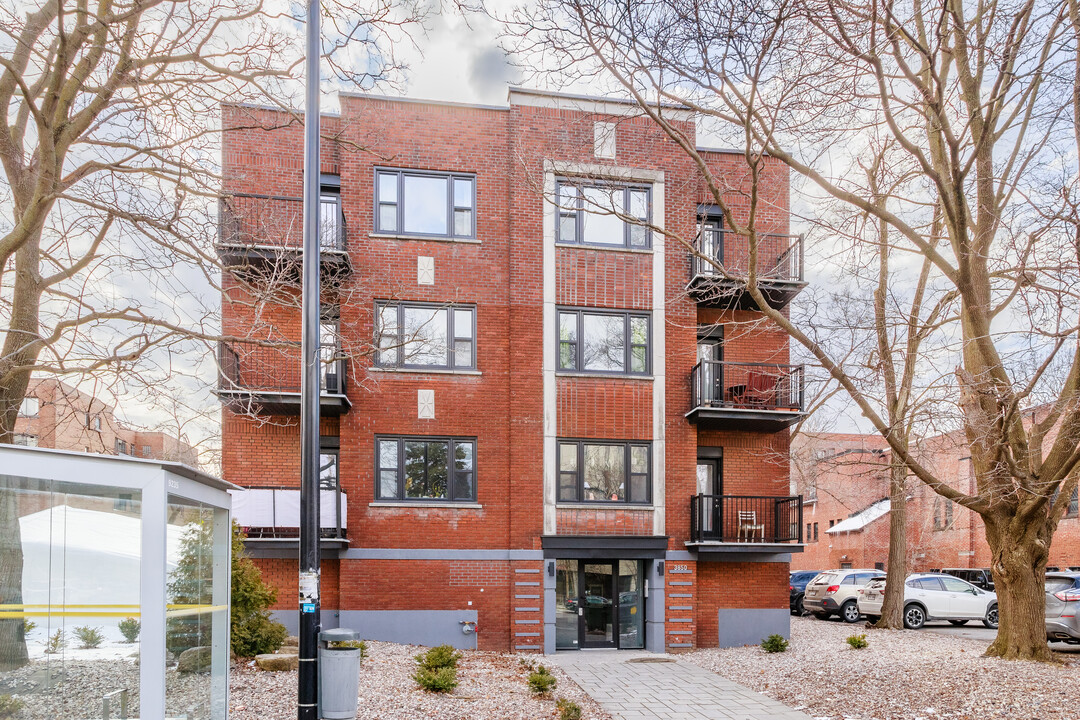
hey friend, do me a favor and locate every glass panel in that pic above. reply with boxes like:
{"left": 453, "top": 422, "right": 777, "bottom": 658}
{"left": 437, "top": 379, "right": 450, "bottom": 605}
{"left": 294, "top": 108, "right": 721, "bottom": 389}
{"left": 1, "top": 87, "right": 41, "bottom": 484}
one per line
{"left": 319, "top": 196, "right": 339, "bottom": 248}
{"left": 402, "top": 306, "right": 448, "bottom": 366}
{"left": 629, "top": 189, "right": 648, "bottom": 219}
{"left": 582, "top": 314, "right": 626, "bottom": 372}
{"left": 379, "top": 439, "right": 398, "bottom": 470}
{"left": 426, "top": 442, "right": 448, "bottom": 499}
{"left": 559, "top": 214, "right": 577, "bottom": 243}
{"left": 377, "top": 305, "right": 399, "bottom": 365}
{"left": 582, "top": 186, "right": 624, "bottom": 245}
{"left": 378, "top": 203, "right": 397, "bottom": 232}
{"left": 378, "top": 470, "right": 399, "bottom": 499}
{"left": 631, "top": 346, "right": 647, "bottom": 373}
{"left": 584, "top": 444, "right": 625, "bottom": 501}
{"left": 319, "top": 452, "right": 338, "bottom": 490}
{"left": 559, "top": 313, "right": 577, "bottom": 370}
{"left": 630, "top": 474, "right": 648, "bottom": 503}
{"left": 582, "top": 563, "right": 614, "bottom": 646}
{"left": 618, "top": 560, "right": 644, "bottom": 649}
{"left": 629, "top": 224, "right": 648, "bottom": 248}
{"left": 941, "top": 577, "right": 972, "bottom": 592}
{"left": 404, "top": 441, "right": 427, "bottom": 498}
{"left": 559, "top": 443, "right": 578, "bottom": 471}
{"left": 454, "top": 441, "right": 474, "bottom": 471}
{"left": 558, "top": 473, "right": 578, "bottom": 502}
{"left": 630, "top": 317, "right": 648, "bottom": 347}
{"left": 558, "top": 184, "right": 578, "bottom": 211}
{"left": 630, "top": 446, "right": 648, "bottom": 474}
{"left": 454, "top": 309, "right": 474, "bottom": 338}
{"left": 403, "top": 175, "right": 450, "bottom": 235}
{"left": 453, "top": 472, "right": 474, "bottom": 501}
{"left": 454, "top": 340, "right": 473, "bottom": 368}
{"left": 454, "top": 208, "right": 472, "bottom": 237}
{"left": 555, "top": 560, "right": 579, "bottom": 649}
{"left": 453, "top": 178, "right": 473, "bottom": 208}
{"left": 378, "top": 172, "right": 398, "bottom": 202}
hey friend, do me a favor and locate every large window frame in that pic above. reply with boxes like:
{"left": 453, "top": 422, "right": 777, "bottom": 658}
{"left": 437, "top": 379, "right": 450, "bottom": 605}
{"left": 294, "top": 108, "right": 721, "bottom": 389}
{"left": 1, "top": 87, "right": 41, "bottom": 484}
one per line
{"left": 556, "top": 439, "right": 652, "bottom": 505}
{"left": 374, "top": 168, "right": 477, "bottom": 240}
{"left": 558, "top": 307, "right": 651, "bottom": 376}
{"left": 376, "top": 435, "right": 477, "bottom": 503}
{"left": 555, "top": 179, "right": 652, "bottom": 249}
{"left": 375, "top": 301, "right": 477, "bottom": 371}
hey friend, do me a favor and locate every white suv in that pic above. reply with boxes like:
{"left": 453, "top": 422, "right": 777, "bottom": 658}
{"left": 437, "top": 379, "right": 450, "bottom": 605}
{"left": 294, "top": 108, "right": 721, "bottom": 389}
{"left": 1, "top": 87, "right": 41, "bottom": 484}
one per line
{"left": 857, "top": 572, "right": 998, "bottom": 629}
{"left": 802, "top": 569, "right": 880, "bottom": 623}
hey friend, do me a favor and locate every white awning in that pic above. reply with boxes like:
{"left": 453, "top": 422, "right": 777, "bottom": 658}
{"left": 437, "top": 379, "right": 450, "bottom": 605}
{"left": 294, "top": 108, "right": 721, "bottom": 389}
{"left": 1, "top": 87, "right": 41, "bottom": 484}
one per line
{"left": 826, "top": 498, "right": 890, "bottom": 534}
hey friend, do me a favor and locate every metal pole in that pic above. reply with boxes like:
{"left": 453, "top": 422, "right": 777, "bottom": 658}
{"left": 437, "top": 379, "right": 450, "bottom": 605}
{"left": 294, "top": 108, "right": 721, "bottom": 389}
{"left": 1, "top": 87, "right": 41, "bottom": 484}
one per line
{"left": 298, "top": 0, "right": 321, "bottom": 713}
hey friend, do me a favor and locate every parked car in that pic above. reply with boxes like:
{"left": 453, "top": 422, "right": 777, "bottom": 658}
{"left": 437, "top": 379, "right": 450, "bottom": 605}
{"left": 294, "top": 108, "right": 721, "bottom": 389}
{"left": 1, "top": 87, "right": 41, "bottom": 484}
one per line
{"left": 802, "top": 569, "right": 880, "bottom": 623}
{"left": 857, "top": 572, "right": 998, "bottom": 630}
{"left": 789, "top": 570, "right": 820, "bottom": 616}
{"left": 940, "top": 567, "right": 995, "bottom": 591}
{"left": 1045, "top": 572, "right": 1080, "bottom": 644}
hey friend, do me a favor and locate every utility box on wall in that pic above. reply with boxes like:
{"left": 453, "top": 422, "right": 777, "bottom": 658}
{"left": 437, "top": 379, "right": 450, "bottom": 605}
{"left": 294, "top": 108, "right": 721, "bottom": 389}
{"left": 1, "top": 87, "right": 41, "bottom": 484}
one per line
{"left": 0, "top": 446, "right": 235, "bottom": 719}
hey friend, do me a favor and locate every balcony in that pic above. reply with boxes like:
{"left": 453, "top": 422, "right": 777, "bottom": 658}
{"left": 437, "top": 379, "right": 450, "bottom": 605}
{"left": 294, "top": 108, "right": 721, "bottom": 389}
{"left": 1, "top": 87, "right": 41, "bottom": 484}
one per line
{"left": 688, "top": 494, "right": 804, "bottom": 553}
{"left": 230, "top": 487, "right": 348, "bottom": 552}
{"left": 216, "top": 339, "right": 350, "bottom": 415}
{"left": 687, "top": 230, "right": 806, "bottom": 310}
{"left": 217, "top": 193, "right": 351, "bottom": 277}
{"left": 688, "top": 360, "right": 805, "bottom": 431}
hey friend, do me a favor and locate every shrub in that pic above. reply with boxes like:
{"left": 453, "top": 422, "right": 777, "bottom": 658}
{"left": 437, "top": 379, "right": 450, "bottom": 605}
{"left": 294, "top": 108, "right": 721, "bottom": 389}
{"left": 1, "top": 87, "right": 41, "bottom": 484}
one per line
{"left": 846, "top": 633, "right": 869, "bottom": 650}
{"left": 0, "top": 694, "right": 25, "bottom": 719}
{"left": 761, "top": 634, "right": 789, "bottom": 653}
{"left": 22, "top": 620, "right": 36, "bottom": 637}
{"left": 415, "top": 644, "right": 462, "bottom": 672}
{"left": 414, "top": 666, "right": 458, "bottom": 693}
{"left": 229, "top": 523, "right": 288, "bottom": 657}
{"left": 556, "top": 697, "right": 583, "bottom": 720}
{"left": 527, "top": 665, "right": 557, "bottom": 695}
{"left": 119, "top": 617, "right": 141, "bottom": 643}
{"left": 230, "top": 613, "right": 287, "bottom": 658}
{"left": 44, "top": 629, "right": 65, "bottom": 654}
{"left": 73, "top": 626, "right": 104, "bottom": 649}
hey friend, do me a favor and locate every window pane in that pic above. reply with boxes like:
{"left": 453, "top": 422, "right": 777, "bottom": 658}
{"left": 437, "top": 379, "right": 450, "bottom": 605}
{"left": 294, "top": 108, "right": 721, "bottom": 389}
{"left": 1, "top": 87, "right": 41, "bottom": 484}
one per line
{"left": 559, "top": 214, "right": 577, "bottom": 243}
{"left": 454, "top": 340, "right": 473, "bottom": 368}
{"left": 454, "top": 208, "right": 472, "bottom": 236}
{"left": 453, "top": 178, "right": 473, "bottom": 208}
{"left": 558, "top": 184, "right": 578, "bottom": 211}
{"left": 582, "top": 314, "right": 626, "bottom": 372}
{"left": 402, "top": 306, "right": 448, "bottom": 366}
{"left": 560, "top": 342, "right": 576, "bottom": 370}
{"left": 454, "top": 441, "right": 474, "bottom": 471}
{"left": 320, "top": 196, "right": 339, "bottom": 247}
{"left": 559, "top": 443, "right": 578, "bottom": 472}
{"left": 630, "top": 446, "right": 648, "bottom": 474}
{"left": 319, "top": 452, "right": 338, "bottom": 490}
{"left": 584, "top": 444, "right": 625, "bottom": 501}
{"left": 630, "top": 474, "right": 648, "bottom": 503}
{"left": 559, "top": 313, "right": 577, "bottom": 341}
{"left": 379, "top": 470, "right": 399, "bottom": 499}
{"left": 426, "top": 441, "right": 448, "bottom": 498}
{"left": 629, "top": 225, "right": 647, "bottom": 247}
{"left": 630, "top": 317, "right": 648, "bottom": 346}
{"left": 378, "top": 203, "right": 397, "bottom": 232}
{"left": 378, "top": 439, "right": 398, "bottom": 470}
{"left": 404, "top": 441, "right": 427, "bottom": 497}
{"left": 403, "top": 175, "right": 450, "bottom": 235}
{"left": 629, "top": 189, "right": 648, "bottom": 219}
{"left": 558, "top": 473, "right": 578, "bottom": 502}
{"left": 941, "top": 577, "right": 971, "bottom": 592}
{"left": 377, "top": 305, "right": 399, "bottom": 365}
{"left": 378, "top": 172, "right": 398, "bottom": 202}
{"left": 454, "top": 309, "right": 474, "bottom": 338}
{"left": 630, "top": 346, "right": 647, "bottom": 373}
{"left": 454, "top": 472, "right": 475, "bottom": 501}
{"left": 582, "top": 186, "right": 624, "bottom": 245}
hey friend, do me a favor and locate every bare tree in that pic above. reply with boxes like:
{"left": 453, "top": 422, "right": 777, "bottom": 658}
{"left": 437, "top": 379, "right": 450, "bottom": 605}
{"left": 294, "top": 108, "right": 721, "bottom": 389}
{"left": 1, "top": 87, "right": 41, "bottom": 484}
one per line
{"left": 506, "top": 0, "right": 1080, "bottom": 659}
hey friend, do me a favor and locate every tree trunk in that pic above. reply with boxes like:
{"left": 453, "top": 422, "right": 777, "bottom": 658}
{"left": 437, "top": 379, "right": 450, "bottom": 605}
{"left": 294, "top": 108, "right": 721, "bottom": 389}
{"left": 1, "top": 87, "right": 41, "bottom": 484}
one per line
{"left": 983, "top": 513, "right": 1054, "bottom": 661}
{"left": 0, "top": 487, "right": 28, "bottom": 670}
{"left": 875, "top": 460, "right": 908, "bottom": 629}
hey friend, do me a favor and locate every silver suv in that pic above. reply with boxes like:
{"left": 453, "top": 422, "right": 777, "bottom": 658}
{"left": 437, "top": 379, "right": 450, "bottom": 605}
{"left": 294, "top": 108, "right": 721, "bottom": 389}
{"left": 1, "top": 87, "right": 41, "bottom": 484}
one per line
{"left": 802, "top": 569, "right": 880, "bottom": 623}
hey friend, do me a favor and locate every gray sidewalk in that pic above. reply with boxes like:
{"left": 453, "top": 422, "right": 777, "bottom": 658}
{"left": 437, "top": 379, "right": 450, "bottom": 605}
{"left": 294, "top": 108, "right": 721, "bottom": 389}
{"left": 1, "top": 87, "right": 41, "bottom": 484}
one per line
{"left": 550, "top": 650, "right": 812, "bottom": 720}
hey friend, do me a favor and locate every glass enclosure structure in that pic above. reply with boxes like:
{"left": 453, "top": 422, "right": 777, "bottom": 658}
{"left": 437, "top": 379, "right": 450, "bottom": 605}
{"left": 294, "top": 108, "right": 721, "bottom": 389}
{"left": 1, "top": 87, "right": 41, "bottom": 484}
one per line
{"left": 0, "top": 446, "right": 234, "bottom": 719}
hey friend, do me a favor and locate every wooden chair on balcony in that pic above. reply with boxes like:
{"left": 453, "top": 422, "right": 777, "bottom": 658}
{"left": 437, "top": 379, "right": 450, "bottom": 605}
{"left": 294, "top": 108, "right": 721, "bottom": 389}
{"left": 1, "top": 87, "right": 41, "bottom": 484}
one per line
{"left": 744, "top": 371, "right": 777, "bottom": 408}
{"left": 737, "top": 510, "right": 765, "bottom": 542}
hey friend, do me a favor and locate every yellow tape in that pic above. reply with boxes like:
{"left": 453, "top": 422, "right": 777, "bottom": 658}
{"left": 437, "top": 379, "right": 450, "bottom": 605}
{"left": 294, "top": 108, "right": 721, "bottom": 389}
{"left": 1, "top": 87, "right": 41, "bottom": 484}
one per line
{"left": 0, "top": 603, "right": 228, "bottom": 619}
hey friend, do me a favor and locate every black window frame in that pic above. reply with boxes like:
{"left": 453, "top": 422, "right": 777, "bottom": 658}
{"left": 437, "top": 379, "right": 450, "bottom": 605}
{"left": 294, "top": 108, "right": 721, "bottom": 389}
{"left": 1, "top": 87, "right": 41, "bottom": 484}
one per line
{"left": 374, "top": 300, "right": 477, "bottom": 371}
{"left": 375, "top": 435, "right": 477, "bottom": 503}
{"left": 555, "top": 179, "right": 652, "bottom": 249}
{"left": 556, "top": 439, "right": 652, "bottom": 505}
{"left": 373, "top": 168, "right": 477, "bottom": 240}
{"left": 557, "top": 307, "right": 651, "bottom": 376}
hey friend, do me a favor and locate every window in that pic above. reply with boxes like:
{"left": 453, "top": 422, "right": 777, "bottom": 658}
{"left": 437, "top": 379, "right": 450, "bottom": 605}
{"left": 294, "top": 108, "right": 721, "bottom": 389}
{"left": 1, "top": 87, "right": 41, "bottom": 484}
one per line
{"left": 828, "top": 519, "right": 834, "bottom": 529}
{"left": 556, "top": 180, "right": 651, "bottom": 249}
{"left": 374, "top": 169, "right": 476, "bottom": 239}
{"left": 913, "top": 577, "right": 945, "bottom": 591}
{"left": 933, "top": 497, "right": 954, "bottom": 530}
{"left": 813, "top": 522, "right": 818, "bottom": 541}
{"left": 941, "top": 576, "right": 975, "bottom": 593}
{"left": 320, "top": 450, "right": 339, "bottom": 491}
{"left": 874, "top": 562, "right": 885, "bottom": 571}
{"left": 557, "top": 440, "right": 651, "bottom": 504}
{"left": 1068, "top": 487, "right": 1078, "bottom": 518}
{"left": 142, "top": 445, "right": 152, "bottom": 457}
{"left": 376, "top": 436, "right": 476, "bottom": 502}
{"left": 806, "top": 522, "right": 812, "bottom": 542}
{"left": 320, "top": 192, "right": 342, "bottom": 250}
{"left": 558, "top": 309, "right": 650, "bottom": 375}
{"left": 115, "top": 439, "right": 126, "bottom": 455}
{"left": 375, "top": 302, "right": 475, "bottom": 370}
{"left": 18, "top": 397, "right": 39, "bottom": 417}
{"left": 12, "top": 434, "right": 37, "bottom": 447}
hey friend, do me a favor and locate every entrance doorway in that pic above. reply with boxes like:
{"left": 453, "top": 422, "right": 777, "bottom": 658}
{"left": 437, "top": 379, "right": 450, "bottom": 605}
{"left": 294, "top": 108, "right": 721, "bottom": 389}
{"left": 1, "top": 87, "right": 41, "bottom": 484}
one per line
{"left": 555, "top": 559, "right": 645, "bottom": 650}
{"left": 696, "top": 448, "right": 723, "bottom": 535}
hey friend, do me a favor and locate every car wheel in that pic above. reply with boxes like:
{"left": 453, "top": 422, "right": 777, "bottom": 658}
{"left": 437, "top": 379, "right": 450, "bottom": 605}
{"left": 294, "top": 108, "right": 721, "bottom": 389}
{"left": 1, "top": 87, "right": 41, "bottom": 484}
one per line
{"left": 841, "top": 600, "right": 861, "bottom": 623}
{"left": 949, "top": 619, "right": 969, "bottom": 626}
{"left": 904, "top": 604, "right": 926, "bottom": 630}
{"left": 812, "top": 612, "right": 830, "bottom": 620}
{"left": 983, "top": 604, "right": 999, "bottom": 629}
{"left": 796, "top": 596, "right": 806, "bottom": 616}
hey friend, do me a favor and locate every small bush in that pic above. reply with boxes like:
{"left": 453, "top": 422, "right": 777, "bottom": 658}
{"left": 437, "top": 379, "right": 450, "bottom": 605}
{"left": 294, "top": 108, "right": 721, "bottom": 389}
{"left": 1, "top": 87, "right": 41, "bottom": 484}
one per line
{"left": 518, "top": 656, "right": 536, "bottom": 672}
{"left": 527, "top": 665, "right": 558, "bottom": 695}
{"left": 415, "top": 644, "right": 462, "bottom": 672}
{"left": 414, "top": 666, "right": 458, "bottom": 693}
{"left": 0, "top": 694, "right": 25, "bottom": 719}
{"left": 846, "top": 633, "right": 869, "bottom": 650}
{"left": 230, "top": 613, "right": 287, "bottom": 658}
{"left": 556, "top": 697, "right": 583, "bottom": 720}
{"left": 73, "top": 626, "right": 104, "bottom": 649}
{"left": 761, "top": 634, "right": 789, "bottom": 653}
{"left": 22, "top": 620, "right": 36, "bottom": 637}
{"left": 44, "top": 629, "right": 65, "bottom": 654}
{"left": 119, "top": 617, "right": 141, "bottom": 643}
{"left": 328, "top": 639, "right": 367, "bottom": 658}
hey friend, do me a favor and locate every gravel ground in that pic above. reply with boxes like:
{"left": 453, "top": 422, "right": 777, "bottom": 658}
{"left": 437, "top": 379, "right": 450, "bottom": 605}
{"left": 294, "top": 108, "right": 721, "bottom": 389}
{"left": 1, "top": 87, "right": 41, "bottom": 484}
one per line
{"left": 230, "top": 641, "right": 613, "bottom": 720}
{"left": 684, "top": 616, "right": 1079, "bottom": 720}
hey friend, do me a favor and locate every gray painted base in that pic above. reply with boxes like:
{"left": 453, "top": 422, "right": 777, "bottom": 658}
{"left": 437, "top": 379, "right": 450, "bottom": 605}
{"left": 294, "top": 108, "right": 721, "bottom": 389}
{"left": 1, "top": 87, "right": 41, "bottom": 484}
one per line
{"left": 716, "top": 609, "right": 790, "bottom": 648}
{"left": 270, "top": 609, "right": 479, "bottom": 650}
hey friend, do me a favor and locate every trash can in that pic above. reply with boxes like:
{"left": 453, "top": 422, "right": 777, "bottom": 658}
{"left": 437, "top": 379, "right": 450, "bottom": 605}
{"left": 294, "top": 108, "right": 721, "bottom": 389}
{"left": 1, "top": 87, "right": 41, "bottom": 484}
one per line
{"left": 319, "top": 628, "right": 362, "bottom": 720}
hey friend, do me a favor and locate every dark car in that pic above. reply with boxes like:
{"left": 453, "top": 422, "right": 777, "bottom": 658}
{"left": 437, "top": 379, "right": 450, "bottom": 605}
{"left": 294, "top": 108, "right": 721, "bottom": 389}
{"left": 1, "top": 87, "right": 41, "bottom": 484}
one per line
{"left": 940, "top": 568, "right": 995, "bottom": 591}
{"left": 790, "top": 570, "right": 820, "bottom": 616}
{"left": 1046, "top": 572, "right": 1080, "bottom": 644}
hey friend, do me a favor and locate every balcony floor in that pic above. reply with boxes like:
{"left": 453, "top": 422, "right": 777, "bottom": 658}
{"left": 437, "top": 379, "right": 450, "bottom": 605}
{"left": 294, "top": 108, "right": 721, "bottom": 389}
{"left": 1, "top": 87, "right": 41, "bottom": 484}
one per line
{"left": 216, "top": 389, "right": 351, "bottom": 416}
{"left": 217, "top": 243, "right": 352, "bottom": 278}
{"left": 686, "top": 404, "right": 805, "bottom": 431}
{"left": 685, "top": 540, "right": 805, "bottom": 554}
{"left": 687, "top": 276, "right": 807, "bottom": 310}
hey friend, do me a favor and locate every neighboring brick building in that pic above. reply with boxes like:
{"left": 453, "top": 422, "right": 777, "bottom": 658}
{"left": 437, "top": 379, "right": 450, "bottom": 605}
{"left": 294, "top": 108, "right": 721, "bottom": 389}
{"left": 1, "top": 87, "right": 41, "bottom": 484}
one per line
{"left": 791, "top": 431, "right": 1080, "bottom": 574}
{"left": 9, "top": 378, "right": 199, "bottom": 467}
{"left": 218, "top": 88, "right": 808, "bottom": 653}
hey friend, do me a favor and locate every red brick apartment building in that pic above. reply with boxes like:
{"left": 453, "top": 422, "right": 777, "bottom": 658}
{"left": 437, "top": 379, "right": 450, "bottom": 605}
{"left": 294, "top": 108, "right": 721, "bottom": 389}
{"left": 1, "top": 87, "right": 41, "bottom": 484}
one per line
{"left": 218, "top": 87, "right": 807, "bottom": 653}
{"left": 791, "top": 431, "right": 1080, "bottom": 574}
{"left": 10, "top": 378, "right": 198, "bottom": 466}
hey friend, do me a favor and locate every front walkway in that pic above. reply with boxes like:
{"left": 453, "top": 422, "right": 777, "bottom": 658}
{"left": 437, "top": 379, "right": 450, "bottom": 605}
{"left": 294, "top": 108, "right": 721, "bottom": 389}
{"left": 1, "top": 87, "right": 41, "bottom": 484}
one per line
{"left": 549, "top": 650, "right": 812, "bottom": 720}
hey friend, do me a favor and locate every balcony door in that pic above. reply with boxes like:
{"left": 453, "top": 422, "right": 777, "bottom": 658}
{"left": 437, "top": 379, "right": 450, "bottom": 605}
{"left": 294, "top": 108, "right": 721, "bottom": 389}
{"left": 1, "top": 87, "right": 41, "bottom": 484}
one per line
{"left": 697, "top": 449, "right": 723, "bottom": 537}
{"left": 697, "top": 328, "right": 723, "bottom": 407}
{"left": 697, "top": 218, "right": 723, "bottom": 274}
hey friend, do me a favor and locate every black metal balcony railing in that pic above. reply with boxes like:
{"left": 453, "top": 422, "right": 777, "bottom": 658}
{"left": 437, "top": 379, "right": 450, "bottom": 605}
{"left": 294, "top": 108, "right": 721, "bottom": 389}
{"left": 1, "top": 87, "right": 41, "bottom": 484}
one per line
{"left": 219, "top": 193, "right": 346, "bottom": 252}
{"left": 689, "top": 231, "right": 803, "bottom": 283}
{"left": 218, "top": 340, "right": 346, "bottom": 396}
{"left": 691, "top": 360, "right": 804, "bottom": 413}
{"left": 690, "top": 494, "right": 803, "bottom": 544}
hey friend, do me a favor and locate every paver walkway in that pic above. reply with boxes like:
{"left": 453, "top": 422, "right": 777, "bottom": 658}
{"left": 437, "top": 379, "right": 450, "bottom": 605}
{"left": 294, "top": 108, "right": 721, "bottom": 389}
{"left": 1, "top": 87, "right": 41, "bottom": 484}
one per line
{"left": 550, "top": 650, "right": 812, "bottom": 720}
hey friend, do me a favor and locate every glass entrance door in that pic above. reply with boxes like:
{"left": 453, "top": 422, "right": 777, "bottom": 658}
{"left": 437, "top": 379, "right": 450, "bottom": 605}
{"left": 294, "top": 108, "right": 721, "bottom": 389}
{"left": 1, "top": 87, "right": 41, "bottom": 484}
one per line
{"left": 581, "top": 562, "right": 616, "bottom": 648}
{"left": 554, "top": 559, "right": 646, "bottom": 650}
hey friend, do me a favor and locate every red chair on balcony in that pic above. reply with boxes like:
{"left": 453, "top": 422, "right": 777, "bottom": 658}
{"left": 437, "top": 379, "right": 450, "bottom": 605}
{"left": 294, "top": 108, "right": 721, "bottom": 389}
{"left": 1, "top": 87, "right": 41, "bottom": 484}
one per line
{"left": 744, "top": 371, "right": 777, "bottom": 408}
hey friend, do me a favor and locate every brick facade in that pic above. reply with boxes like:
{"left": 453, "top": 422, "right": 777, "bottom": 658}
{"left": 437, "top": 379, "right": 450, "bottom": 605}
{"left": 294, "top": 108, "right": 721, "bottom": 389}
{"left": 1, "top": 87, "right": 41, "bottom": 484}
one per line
{"left": 221, "top": 88, "right": 804, "bottom": 653}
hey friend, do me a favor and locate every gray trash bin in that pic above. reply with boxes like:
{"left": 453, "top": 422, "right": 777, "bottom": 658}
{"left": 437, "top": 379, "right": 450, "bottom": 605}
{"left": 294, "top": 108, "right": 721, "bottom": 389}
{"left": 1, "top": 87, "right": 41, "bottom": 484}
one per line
{"left": 319, "top": 628, "right": 362, "bottom": 720}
